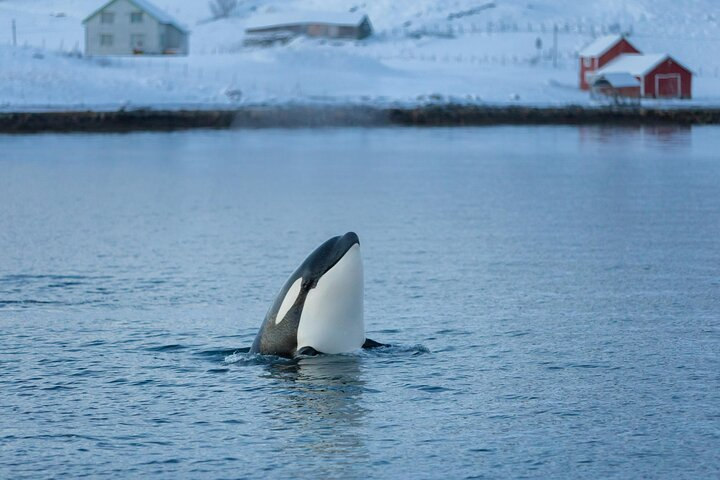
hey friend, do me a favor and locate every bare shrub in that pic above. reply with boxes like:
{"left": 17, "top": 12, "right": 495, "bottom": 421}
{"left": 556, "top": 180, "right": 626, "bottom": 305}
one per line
{"left": 209, "top": 0, "right": 237, "bottom": 19}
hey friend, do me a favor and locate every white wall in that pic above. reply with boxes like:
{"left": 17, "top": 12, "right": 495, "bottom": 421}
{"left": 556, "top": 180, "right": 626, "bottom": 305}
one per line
{"left": 85, "top": 0, "right": 161, "bottom": 56}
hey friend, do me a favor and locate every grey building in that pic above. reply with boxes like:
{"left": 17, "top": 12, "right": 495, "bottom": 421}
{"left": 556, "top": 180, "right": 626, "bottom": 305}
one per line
{"left": 83, "top": 0, "right": 189, "bottom": 56}
{"left": 245, "top": 11, "right": 373, "bottom": 45}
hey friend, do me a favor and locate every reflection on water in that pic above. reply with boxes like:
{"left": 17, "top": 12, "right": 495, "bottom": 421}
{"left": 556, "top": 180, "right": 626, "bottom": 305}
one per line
{"left": 262, "top": 356, "right": 368, "bottom": 473}
{"left": 264, "top": 355, "right": 366, "bottom": 425}
{"left": 578, "top": 124, "right": 692, "bottom": 150}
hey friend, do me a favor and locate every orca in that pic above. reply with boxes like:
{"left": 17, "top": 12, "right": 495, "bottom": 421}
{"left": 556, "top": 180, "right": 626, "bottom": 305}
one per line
{"left": 250, "top": 232, "right": 385, "bottom": 358}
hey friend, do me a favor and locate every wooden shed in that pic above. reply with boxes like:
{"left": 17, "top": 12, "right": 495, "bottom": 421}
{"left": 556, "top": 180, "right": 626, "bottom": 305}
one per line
{"left": 578, "top": 35, "right": 640, "bottom": 90}
{"left": 83, "top": 0, "right": 189, "bottom": 56}
{"left": 596, "top": 54, "right": 692, "bottom": 99}
{"left": 244, "top": 11, "right": 373, "bottom": 42}
{"left": 589, "top": 72, "right": 641, "bottom": 104}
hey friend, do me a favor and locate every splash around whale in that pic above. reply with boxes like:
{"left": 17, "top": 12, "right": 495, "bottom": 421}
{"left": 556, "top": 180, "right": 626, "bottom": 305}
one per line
{"left": 250, "top": 232, "right": 385, "bottom": 358}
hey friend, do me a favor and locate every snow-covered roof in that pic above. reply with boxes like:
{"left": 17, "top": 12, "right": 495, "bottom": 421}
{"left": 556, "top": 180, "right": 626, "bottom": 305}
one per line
{"left": 579, "top": 34, "right": 627, "bottom": 57}
{"left": 131, "top": 0, "right": 187, "bottom": 30}
{"left": 589, "top": 72, "right": 640, "bottom": 88}
{"left": 597, "top": 53, "right": 684, "bottom": 77}
{"left": 246, "top": 11, "right": 368, "bottom": 30}
{"left": 83, "top": 0, "right": 189, "bottom": 33}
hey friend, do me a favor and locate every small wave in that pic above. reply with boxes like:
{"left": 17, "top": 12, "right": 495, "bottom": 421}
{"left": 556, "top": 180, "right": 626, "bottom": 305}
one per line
{"left": 194, "top": 347, "right": 252, "bottom": 365}
{"left": 224, "top": 350, "right": 293, "bottom": 366}
{"left": 0, "top": 299, "right": 64, "bottom": 307}
{"left": 0, "top": 274, "right": 102, "bottom": 282}
{"left": 414, "top": 385, "right": 452, "bottom": 393}
{"left": 206, "top": 368, "right": 230, "bottom": 374}
{"left": 141, "top": 459, "right": 181, "bottom": 465}
{"left": 145, "top": 344, "right": 188, "bottom": 352}
{"left": 131, "top": 379, "right": 156, "bottom": 386}
{"left": 40, "top": 384, "right": 75, "bottom": 391}
{"left": 221, "top": 344, "right": 430, "bottom": 365}
{"left": 362, "top": 343, "right": 430, "bottom": 356}
{"left": 569, "top": 363, "right": 613, "bottom": 369}
{"left": 196, "top": 347, "right": 250, "bottom": 359}
{"left": 46, "top": 281, "right": 84, "bottom": 288}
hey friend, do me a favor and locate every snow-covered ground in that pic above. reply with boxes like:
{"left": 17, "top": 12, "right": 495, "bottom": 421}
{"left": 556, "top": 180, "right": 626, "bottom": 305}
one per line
{"left": 1, "top": 0, "right": 719, "bottom": 110}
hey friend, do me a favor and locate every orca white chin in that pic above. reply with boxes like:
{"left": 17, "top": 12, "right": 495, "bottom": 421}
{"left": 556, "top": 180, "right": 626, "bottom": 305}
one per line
{"left": 296, "top": 243, "right": 364, "bottom": 354}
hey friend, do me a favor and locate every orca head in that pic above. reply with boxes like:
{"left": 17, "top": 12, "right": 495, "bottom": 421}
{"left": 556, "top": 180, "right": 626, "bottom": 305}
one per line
{"left": 296, "top": 232, "right": 361, "bottom": 291}
{"left": 273, "top": 232, "right": 365, "bottom": 355}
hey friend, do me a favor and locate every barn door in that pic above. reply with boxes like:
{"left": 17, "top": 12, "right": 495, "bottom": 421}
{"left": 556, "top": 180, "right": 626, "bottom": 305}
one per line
{"left": 656, "top": 75, "right": 680, "bottom": 98}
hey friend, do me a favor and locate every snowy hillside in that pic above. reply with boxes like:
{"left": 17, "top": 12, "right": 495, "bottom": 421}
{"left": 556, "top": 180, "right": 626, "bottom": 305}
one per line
{"left": 1, "top": 0, "right": 719, "bottom": 109}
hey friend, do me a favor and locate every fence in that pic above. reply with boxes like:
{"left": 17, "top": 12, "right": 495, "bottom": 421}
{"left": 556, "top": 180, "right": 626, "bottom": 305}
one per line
{"left": 6, "top": 18, "right": 720, "bottom": 79}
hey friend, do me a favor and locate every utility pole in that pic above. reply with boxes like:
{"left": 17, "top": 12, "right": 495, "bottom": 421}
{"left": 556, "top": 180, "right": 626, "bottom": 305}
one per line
{"left": 552, "top": 23, "right": 558, "bottom": 68}
{"left": 12, "top": 19, "right": 17, "bottom": 47}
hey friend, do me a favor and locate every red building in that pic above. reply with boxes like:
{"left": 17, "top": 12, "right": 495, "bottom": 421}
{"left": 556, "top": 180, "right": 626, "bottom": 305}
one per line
{"left": 589, "top": 72, "right": 641, "bottom": 102}
{"left": 578, "top": 35, "right": 640, "bottom": 90}
{"left": 595, "top": 54, "right": 692, "bottom": 99}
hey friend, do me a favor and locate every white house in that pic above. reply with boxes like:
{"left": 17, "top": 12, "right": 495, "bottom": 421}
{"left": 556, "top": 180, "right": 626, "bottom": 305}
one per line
{"left": 83, "top": 0, "right": 189, "bottom": 56}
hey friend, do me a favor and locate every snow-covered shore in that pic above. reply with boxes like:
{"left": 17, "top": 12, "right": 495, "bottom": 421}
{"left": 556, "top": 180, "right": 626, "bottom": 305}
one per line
{"left": 1, "top": 0, "right": 719, "bottom": 110}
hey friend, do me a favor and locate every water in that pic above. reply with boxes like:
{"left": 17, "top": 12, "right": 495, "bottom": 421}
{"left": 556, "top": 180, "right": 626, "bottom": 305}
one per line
{"left": 1, "top": 126, "right": 719, "bottom": 479}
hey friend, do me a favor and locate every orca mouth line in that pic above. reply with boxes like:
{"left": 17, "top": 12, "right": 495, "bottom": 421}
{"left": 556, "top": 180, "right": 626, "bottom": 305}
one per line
{"left": 300, "top": 244, "right": 360, "bottom": 298}
{"left": 308, "top": 232, "right": 360, "bottom": 283}
{"left": 323, "top": 241, "right": 359, "bottom": 274}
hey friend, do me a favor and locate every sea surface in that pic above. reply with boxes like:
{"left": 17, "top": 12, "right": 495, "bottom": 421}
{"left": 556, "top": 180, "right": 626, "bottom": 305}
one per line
{"left": 1, "top": 126, "right": 719, "bottom": 479}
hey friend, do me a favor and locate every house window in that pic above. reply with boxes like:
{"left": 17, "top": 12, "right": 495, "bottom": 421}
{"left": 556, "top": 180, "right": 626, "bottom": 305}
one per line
{"left": 100, "top": 34, "right": 113, "bottom": 46}
{"left": 131, "top": 12, "right": 143, "bottom": 23}
{"left": 101, "top": 12, "right": 114, "bottom": 24}
{"left": 583, "top": 57, "right": 592, "bottom": 68}
{"left": 130, "top": 34, "right": 145, "bottom": 49}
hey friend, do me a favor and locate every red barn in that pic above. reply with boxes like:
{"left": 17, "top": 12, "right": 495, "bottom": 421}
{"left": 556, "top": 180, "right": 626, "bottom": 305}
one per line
{"left": 596, "top": 54, "right": 692, "bottom": 99}
{"left": 578, "top": 35, "right": 640, "bottom": 90}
